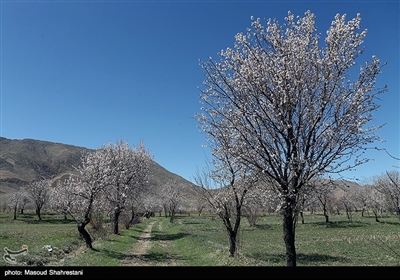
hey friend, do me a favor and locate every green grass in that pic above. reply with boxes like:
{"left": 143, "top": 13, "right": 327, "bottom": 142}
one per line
{"left": 150, "top": 215, "right": 230, "bottom": 265}
{"left": 1, "top": 211, "right": 399, "bottom": 266}
{"left": 65, "top": 220, "right": 150, "bottom": 266}
{"left": 0, "top": 211, "right": 80, "bottom": 266}
{"left": 293, "top": 214, "right": 400, "bottom": 266}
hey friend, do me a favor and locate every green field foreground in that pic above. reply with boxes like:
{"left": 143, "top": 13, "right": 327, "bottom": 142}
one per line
{"left": 1, "top": 211, "right": 399, "bottom": 267}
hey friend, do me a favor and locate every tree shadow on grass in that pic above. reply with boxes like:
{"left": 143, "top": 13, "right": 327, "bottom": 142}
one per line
{"left": 130, "top": 227, "right": 147, "bottom": 234}
{"left": 151, "top": 232, "right": 191, "bottom": 242}
{"left": 96, "top": 248, "right": 127, "bottom": 260}
{"left": 246, "top": 252, "right": 349, "bottom": 265}
{"left": 89, "top": 248, "right": 100, "bottom": 252}
{"left": 377, "top": 221, "right": 400, "bottom": 226}
{"left": 296, "top": 253, "right": 349, "bottom": 265}
{"left": 311, "top": 220, "right": 370, "bottom": 229}
{"left": 181, "top": 221, "right": 203, "bottom": 225}
{"left": 15, "top": 215, "right": 75, "bottom": 225}
{"left": 125, "top": 251, "right": 189, "bottom": 263}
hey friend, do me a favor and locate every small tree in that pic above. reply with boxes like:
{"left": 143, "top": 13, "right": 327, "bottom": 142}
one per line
{"left": 369, "top": 185, "right": 386, "bottom": 222}
{"left": 242, "top": 184, "right": 274, "bottom": 226}
{"left": 49, "top": 182, "right": 71, "bottom": 220}
{"left": 18, "top": 192, "right": 30, "bottom": 215}
{"left": 336, "top": 182, "right": 360, "bottom": 222}
{"left": 8, "top": 192, "right": 25, "bottom": 220}
{"left": 296, "top": 183, "right": 317, "bottom": 224}
{"left": 197, "top": 11, "right": 386, "bottom": 266}
{"left": 338, "top": 192, "right": 354, "bottom": 222}
{"left": 195, "top": 197, "right": 207, "bottom": 217}
{"left": 194, "top": 160, "right": 258, "bottom": 258}
{"left": 141, "top": 193, "right": 161, "bottom": 219}
{"left": 161, "top": 180, "right": 182, "bottom": 223}
{"left": 312, "top": 180, "right": 337, "bottom": 223}
{"left": 26, "top": 179, "right": 50, "bottom": 221}
{"left": 8, "top": 190, "right": 30, "bottom": 219}
{"left": 373, "top": 170, "right": 400, "bottom": 219}
{"left": 353, "top": 180, "right": 371, "bottom": 217}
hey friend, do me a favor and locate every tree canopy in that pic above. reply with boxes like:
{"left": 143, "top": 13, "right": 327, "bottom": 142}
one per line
{"left": 197, "top": 10, "right": 387, "bottom": 266}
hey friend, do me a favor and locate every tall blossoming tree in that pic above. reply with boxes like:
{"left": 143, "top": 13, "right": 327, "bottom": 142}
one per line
{"left": 51, "top": 149, "right": 112, "bottom": 249}
{"left": 102, "top": 140, "right": 153, "bottom": 234}
{"left": 197, "top": 10, "right": 387, "bottom": 266}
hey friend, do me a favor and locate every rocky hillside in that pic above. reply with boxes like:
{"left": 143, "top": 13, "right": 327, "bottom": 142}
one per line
{"left": 0, "top": 137, "right": 198, "bottom": 204}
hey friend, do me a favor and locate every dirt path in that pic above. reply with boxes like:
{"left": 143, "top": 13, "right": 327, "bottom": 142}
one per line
{"left": 121, "top": 221, "right": 156, "bottom": 266}
{"left": 155, "top": 220, "right": 177, "bottom": 266}
{"left": 121, "top": 220, "right": 177, "bottom": 266}
{"left": 49, "top": 219, "right": 177, "bottom": 266}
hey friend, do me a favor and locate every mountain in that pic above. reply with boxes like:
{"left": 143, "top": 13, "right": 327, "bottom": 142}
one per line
{"left": 0, "top": 137, "right": 198, "bottom": 205}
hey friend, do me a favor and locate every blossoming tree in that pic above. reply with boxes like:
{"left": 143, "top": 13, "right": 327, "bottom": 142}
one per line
{"left": 26, "top": 179, "right": 50, "bottom": 221}
{"left": 102, "top": 140, "right": 153, "bottom": 234}
{"left": 161, "top": 179, "right": 186, "bottom": 223}
{"left": 51, "top": 140, "right": 153, "bottom": 247}
{"left": 51, "top": 149, "right": 111, "bottom": 248}
{"left": 193, "top": 157, "right": 259, "bottom": 257}
{"left": 8, "top": 191, "right": 30, "bottom": 220}
{"left": 373, "top": 170, "right": 400, "bottom": 218}
{"left": 197, "top": 10, "right": 387, "bottom": 266}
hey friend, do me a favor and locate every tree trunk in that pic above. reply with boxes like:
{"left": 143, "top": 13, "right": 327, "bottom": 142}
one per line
{"left": 222, "top": 205, "right": 242, "bottom": 258}
{"left": 221, "top": 215, "right": 238, "bottom": 258}
{"left": 113, "top": 209, "right": 121, "bottom": 234}
{"left": 77, "top": 221, "right": 93, "bottom": 249}
{"left": 228, "top": 229, "right": 238, "bottom": 257}
{"left": 163, "top": 205, "right": 168, "bottom": 218}
{"left": 169, "top": 210, "right": 175, "bottom": 223}
{"left": 282, "top": 203, "right": 296, "bottom": 267}
{"left": 13, "top": 205, "right": 17, "bottom": 220}
{"left": 373, "top": 210, "right": 380, "bottom": 222}
{"left": 128, "top": 208, "right": 136, "bottom": 225}
{"left": 300, "top": 211, "right": 305, "bottom": 224}
{"left": 323, "top": 207, "right": 329, "bottom": 223}
{"left": 36, "top": 207, "right": 42, "bottom": 221}
{"left": 345, "top": 207, "right": 352, "bottom": 222}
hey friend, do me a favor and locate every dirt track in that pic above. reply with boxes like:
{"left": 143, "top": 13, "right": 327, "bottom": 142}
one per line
{"left": 121, "top": 220, "right": 177, "bottom": 266}
{"left": 49, "top": 219, "right": 177, "bottom": 266}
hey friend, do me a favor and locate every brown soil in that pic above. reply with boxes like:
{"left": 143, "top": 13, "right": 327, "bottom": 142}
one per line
{"left": 121, "top": 220, "right": 177, "bottom": 266}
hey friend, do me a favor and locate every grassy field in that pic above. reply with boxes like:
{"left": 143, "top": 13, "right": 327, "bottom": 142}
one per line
{"left": 1, "top": 210, "right": 399, "bottom": 267}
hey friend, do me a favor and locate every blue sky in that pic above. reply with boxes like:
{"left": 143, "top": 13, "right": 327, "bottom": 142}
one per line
{"left": 1, "top": 0, "right": 399, "bottom": 183}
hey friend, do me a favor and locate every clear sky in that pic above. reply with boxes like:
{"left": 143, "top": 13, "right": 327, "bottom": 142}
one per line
{"left": 1, "top": 0, "right": 399, "bottom": 184}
